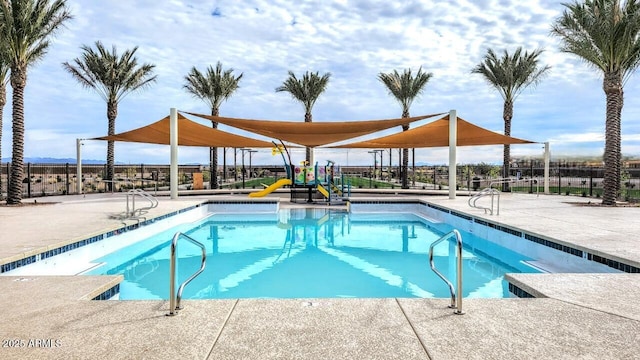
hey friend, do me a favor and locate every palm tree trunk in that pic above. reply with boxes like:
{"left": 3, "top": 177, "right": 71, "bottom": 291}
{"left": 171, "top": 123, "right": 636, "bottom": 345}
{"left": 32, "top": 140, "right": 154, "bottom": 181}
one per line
{"left": 0, "top": 84, "right": 5, "bottom": 200}
{"left": 210, "top": 107, "right": 219, "bottom": 189}
{"left": 7, "top": 66, "right": 27, "bottom": 204}
{"left": 602, "top": 72, "right": 623, "bottom": 205}
{"left": 502, "top": 99, "right": 513, "bottom": 192}
{"left": 106, "top": 100, "right": 117, "bottom": 192}
{"left": 401, "top": 110, "right": 409, "bottom": 189}
{"left": 305, "top": 112, "right": 312, "bottom": 164}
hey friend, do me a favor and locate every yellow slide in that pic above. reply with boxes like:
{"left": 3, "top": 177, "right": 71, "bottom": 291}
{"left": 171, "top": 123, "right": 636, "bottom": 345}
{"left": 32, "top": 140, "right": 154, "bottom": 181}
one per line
{"left": 248, "top": 179, "right": 292, "bottom": 197}
{"left": 317, "top": 184, "right": 329, "bottom": 198}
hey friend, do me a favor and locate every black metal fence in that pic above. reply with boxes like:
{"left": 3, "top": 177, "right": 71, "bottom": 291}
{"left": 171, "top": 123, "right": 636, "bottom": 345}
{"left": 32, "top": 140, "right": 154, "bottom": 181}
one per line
{"left": 1, "top": 162, "right": 639, "bottom": 202}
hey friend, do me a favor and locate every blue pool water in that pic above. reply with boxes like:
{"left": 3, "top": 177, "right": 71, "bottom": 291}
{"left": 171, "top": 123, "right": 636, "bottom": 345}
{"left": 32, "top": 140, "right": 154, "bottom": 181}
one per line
{"left": 86, "top": 209, "right": 540, "bottom": 299}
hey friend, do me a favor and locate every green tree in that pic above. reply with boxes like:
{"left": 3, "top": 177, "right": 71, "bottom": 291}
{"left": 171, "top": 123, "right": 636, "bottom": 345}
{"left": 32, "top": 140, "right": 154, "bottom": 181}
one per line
{"left": 276, "top": 70, "right": 331, "bottom": 163}
{"left": 378, "top": 67, "right": 433, "bottom": 189}
{"left": 0, "top": 0, "right": 72, "bottom": 204}
{"left": 63, "top": 41, "right": 156, "bottom": 191}
{"left": 184, "top": 62, "right": 243, "bottom": 189}
{"left": 0, "top": 59, "right": 8, "bottom": 199}
{"left": 552, "top": 0, "right": 640, "bottom": 205}
{"left": 472, "top": 48, "right": 550, "bottom": 191}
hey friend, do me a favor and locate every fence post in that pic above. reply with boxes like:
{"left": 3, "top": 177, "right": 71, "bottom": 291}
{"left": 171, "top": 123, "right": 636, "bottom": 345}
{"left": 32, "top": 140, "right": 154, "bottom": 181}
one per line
{"left": 433, "top": 166, "right": 436, "bottom": 190}
{"left": 27, "top": 163, "right": 32, "bottom": 198}
{"left": 5, "top": 162, "right": 10, "bottom": 199}
{"left": 589, "top": 166, "right": 593, "bottom": 197}
{"left": 557, "top": 163, "right": 561, "bottom": 195}
{"left": 65, "top": 163, "right": 70, "bottom": 195}
{"left": 529, "top": 161, "right": 533, "bottom": 193}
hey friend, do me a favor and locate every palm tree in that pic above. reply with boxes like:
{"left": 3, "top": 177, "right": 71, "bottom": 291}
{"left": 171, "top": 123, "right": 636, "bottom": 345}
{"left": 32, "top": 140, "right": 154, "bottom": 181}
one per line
{"left": 378, "top": 67, "right": 433, "bottom": 189}
{"left": 0, "top": 60, "right": 8, "bottom": 199}
{"left": 63, "top": 41, "right": 156, "bottom": 191}
{"left": 472, "top": 48, "right": 550, "bottom": 191}
{"left": 0, "top": 0, "right": 71, "bottom": 204}
{"left": 552, "top": 0, "right": 640, "bottom": 205}
{"left": 276, "top": 71, "right": 331, "bottom": 163}
{"left": 184, "top": 62, "right": 243, "bottom": 189}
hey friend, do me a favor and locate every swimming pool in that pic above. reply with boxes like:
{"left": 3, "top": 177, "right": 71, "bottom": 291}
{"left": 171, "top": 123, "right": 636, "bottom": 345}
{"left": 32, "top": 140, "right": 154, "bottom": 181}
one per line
{"left": 83, "top": 208, "right": 540, "bottom": 299}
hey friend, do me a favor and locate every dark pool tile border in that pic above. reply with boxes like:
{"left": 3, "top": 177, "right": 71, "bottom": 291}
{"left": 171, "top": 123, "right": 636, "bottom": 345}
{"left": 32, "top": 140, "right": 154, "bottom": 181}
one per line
{"left": 588, "top": 254, "right": 640, "bottom": 273}
{"left": 92, "top": 284, "right": 120, "bottom": 300}
{"left": 350, "top": 199, "right": 640, "bottom": 274}
{"left": 508, "top": 283, "right": 536, "bottom": 298}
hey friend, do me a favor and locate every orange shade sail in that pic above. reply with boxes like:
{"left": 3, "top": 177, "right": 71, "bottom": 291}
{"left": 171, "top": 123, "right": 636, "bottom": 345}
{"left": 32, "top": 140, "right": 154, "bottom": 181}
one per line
{"left": 330, "top": 115, "right": 535, "bottom": 148}
{"left": 92, "top": 113, "right": 275, "bottom": 148}
{"left": 183, "top": 111, "right": 444, "bottom": 147}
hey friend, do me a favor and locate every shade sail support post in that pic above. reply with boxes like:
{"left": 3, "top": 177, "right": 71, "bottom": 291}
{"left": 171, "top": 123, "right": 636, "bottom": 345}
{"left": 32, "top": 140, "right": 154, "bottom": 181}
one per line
{"left": 170, "top": 108, "right": 178, "bottom": 199}
{"left": 449, "top": 110, "right": 457, "bottom": 199}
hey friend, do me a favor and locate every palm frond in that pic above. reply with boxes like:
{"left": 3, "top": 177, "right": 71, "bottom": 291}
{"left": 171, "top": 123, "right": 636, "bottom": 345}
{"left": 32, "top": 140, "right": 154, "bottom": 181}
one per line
{"left": 378, "top": 67, "right": 433, "bottom": 114}
{"left": 472, "top": 47, "right": 550, "bottom": 101}
{"left": 0, "top": 0, "right": 72, "bottom": 67}
{"left": 184, "top": 61, "right": 243, "bottom": 112}
{"left": 276, "top": 70, "right": 331, "bottom": 114}
{"left": 551, "top": 0, "right": 640, "bottom": 81}
{"left": 63, "top": 41, "right": 157, "bottom": 104}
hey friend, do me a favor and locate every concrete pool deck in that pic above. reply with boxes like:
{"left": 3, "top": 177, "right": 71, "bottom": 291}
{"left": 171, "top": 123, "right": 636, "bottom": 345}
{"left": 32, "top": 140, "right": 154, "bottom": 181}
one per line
{"left": 0, "top": 192, "right": 639, "bottom": 359}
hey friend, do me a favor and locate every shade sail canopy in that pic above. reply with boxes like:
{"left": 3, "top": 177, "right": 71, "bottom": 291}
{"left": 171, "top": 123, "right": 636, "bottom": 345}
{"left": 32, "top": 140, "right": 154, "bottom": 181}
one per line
{"left": 330, "top": 115, "right": 535, "bottom": 148}
{"left": 92, "top": 113, "right": 275, "bottom": 148}
{"left": 183, "top": 111, "right": 444, "bottom": 147}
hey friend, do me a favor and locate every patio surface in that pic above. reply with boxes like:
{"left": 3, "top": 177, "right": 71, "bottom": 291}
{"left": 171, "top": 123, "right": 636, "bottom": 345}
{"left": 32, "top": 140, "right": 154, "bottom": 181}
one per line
{"left": 0, "top": 191, "right": 639, "bottom": 359}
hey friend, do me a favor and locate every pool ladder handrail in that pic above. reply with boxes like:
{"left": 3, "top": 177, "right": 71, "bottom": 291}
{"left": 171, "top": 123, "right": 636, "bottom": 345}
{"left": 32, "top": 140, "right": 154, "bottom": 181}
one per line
{"left": 126, "top": 188, "right": 158, "bottom": 218}
{"left": 429, "top": 229, "right": 464, "bottom": 315}
{"left": 167, "top": 232, "right": 206, "bottom": 316}
{"left": 468, "top": 187, "right": 501, "bottom": 215}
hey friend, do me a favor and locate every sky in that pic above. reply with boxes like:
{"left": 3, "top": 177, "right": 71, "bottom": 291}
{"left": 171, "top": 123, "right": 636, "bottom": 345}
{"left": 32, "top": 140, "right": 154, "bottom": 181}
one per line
{"left": 1, "top": 0, "right": 640, "bottom": 167}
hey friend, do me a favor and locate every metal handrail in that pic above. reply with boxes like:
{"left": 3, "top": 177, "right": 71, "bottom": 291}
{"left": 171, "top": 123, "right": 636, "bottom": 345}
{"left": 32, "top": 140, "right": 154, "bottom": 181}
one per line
{"left": 468, "top": 188, "right": 501, "bottom": 215}
{"left": 167, "top": 232, "right": 206, "bottom": 316}
{"left": 126, "top": 188, "right": 158, "bottom": 218}
{"left": 429, "top": 229, "right": 464, "bottom": 315}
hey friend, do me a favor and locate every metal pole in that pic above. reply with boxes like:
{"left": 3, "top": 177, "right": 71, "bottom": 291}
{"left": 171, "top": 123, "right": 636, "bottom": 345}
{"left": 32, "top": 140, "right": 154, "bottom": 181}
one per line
{"left": 544, "top": 142, "right": 550, "bottom": 194}
{"left": 412, "top": 148, "right": 415, "bottom": 186}
{"left": 389, "top": 149, "right": 392, "bottom": 182}
{"left": 76, "top": 139, "right": 83, "bottom": 194}
{"left": 234, "top": 148, "right": 237, "bottom": 181}
{"left": 241, "top": 148, "right": 246, "bottom": 189}
{"left": 529, "top": 161, "right": 533, "bottom": 193}
{"left": 65, "top": 163, "right": 70, "bottom": 195}
{"left": 589, "top": 166, "right": 594, "bottom": 196}
{"left": 168, "top": 239, "right": 177, "bottom": 315}
{"left": 27, "top": 163, "right": 31, "bottom": 198}
{"left": 223, "top": 147, "right": 227, "bottom": 183}
{"left": 170, "top": 108, "right": 178, "bottom": 199}
{"left": 448, "top": 110, "right": 457, "bottom": 199}
{"left": 454, "top": 230, "right": 464, "bottom": 315}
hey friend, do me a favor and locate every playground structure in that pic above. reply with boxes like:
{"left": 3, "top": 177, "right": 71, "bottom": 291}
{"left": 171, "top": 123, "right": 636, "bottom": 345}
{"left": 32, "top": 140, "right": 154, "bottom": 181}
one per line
{"left": 249, "top": 142, "right": 348, "bottom": 203}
